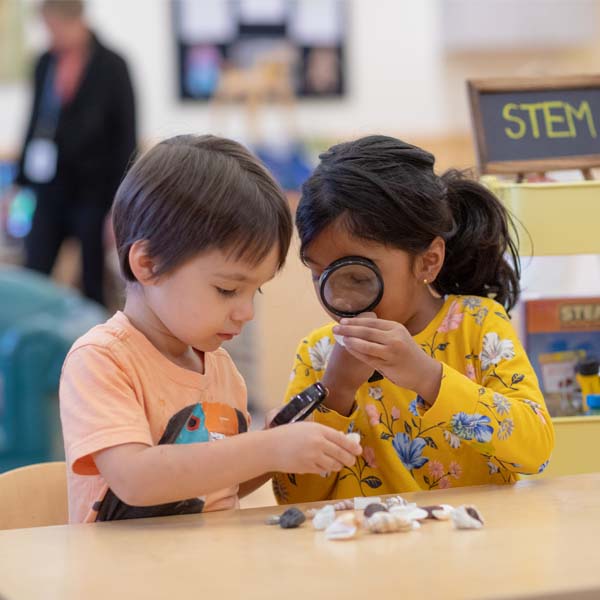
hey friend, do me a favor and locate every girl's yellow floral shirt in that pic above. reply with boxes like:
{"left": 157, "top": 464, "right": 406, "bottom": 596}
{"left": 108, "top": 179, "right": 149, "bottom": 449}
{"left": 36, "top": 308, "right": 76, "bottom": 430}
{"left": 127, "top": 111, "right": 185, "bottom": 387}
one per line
{"left": 273, "top": 295, "right": 555, "bottom": 504}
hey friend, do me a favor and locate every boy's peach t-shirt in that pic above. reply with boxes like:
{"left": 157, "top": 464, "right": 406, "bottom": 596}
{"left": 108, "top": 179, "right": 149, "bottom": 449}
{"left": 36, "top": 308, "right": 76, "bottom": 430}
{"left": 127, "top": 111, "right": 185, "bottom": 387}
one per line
{"left": 59, "top": 311, "right": 249, "bottom": 524}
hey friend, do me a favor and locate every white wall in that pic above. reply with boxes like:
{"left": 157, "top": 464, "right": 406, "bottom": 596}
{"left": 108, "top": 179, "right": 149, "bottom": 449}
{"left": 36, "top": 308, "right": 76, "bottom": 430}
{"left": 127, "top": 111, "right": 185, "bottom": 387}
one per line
{"left": 0, "top": 0, "right": 445, "bottom": 152}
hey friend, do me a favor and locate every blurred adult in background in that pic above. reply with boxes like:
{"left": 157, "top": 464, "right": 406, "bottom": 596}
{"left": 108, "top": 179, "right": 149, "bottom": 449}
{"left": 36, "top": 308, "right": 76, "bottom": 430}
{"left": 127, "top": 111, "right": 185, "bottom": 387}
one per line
{"left": 6, "top": 0, "right": 136, "bottom": 305}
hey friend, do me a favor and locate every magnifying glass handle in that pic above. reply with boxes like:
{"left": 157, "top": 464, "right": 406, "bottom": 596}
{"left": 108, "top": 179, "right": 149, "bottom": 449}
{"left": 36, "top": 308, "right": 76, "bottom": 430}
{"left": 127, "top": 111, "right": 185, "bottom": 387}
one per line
{"left": 368, "top": 371, "right": 383, "bottom": 383}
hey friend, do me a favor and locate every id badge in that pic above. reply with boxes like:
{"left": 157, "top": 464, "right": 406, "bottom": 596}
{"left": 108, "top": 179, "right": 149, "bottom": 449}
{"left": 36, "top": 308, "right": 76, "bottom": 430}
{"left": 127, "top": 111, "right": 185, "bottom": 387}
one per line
{"left": 23, "top": 138, "right": 58, "bottom": 183}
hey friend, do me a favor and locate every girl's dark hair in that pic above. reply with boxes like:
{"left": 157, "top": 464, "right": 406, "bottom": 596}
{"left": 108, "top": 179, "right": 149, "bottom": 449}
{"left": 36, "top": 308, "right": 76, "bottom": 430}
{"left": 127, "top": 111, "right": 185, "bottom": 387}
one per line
{"left": 113, "top": 134, "right": 293, "bottom": 282}
{"left": 296, "top": 135, "right": 521, "bottom": 311}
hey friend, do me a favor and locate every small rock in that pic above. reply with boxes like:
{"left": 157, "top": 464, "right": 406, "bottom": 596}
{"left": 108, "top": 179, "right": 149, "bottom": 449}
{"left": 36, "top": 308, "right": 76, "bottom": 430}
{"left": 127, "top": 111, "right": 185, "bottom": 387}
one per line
{"left": 279, "top": 507, "right": 306, "bottom": 529}
{"left": 363, "top": 503, "right": 388, "bottom": 518}
{"left": 265, "top": 515, "right": 281, "bottom": 526}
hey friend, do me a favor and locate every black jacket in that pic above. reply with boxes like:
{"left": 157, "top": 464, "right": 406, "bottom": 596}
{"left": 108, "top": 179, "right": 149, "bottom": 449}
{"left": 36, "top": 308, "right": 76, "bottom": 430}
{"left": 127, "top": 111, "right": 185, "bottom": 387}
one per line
{"left": 16, "top": 33, "right": 136, "bottom": 205}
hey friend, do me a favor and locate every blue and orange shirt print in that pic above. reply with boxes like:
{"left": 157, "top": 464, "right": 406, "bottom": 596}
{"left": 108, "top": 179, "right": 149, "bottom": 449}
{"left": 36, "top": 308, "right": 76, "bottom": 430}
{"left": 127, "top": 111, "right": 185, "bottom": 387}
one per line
{"left": 92, "top": 402, "right": 248, "bottom": 521}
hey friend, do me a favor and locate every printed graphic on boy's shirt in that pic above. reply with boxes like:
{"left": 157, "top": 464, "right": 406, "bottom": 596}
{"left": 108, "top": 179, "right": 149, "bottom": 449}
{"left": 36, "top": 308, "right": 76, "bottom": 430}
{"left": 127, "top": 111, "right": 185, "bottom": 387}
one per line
{"left": 93, "top": 402, "right": 248, "bottom": 521}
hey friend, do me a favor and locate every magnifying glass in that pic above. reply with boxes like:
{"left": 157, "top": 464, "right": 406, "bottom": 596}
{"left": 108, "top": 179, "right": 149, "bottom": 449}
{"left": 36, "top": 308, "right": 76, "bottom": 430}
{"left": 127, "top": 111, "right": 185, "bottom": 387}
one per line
{"left": 318, "top": 256, "right": 384, "bottom": 318}
{"left": 318, "top": 256, "right": 384, "bottom": 382}
{"left": 269, "top": 383, "right": 328, "bottom": 427}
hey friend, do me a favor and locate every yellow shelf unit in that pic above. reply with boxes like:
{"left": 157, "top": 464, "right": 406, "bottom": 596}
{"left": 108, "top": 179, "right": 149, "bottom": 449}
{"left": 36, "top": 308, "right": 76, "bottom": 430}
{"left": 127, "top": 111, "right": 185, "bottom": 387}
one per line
{"left": 485, "top": 179, "right": 600, "bottom": 256}
{"left": 483, "top": 178, "right": 600, "bottom": 477}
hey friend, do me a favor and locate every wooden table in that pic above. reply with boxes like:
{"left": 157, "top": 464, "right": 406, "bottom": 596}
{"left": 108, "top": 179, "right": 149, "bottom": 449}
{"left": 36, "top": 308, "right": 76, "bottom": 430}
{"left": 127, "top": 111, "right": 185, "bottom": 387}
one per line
{"left": 1, "top": 474, "right": 600, "bottom": 600}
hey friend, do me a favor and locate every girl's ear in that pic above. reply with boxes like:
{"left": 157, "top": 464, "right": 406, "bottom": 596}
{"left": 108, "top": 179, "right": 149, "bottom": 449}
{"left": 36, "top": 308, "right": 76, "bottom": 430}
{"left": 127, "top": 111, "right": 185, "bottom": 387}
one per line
{"left": 415, "top": 236, "right": 445, "bottom": 283}
{"left": 128, "top": 240, "right": 159, "bottom": 285}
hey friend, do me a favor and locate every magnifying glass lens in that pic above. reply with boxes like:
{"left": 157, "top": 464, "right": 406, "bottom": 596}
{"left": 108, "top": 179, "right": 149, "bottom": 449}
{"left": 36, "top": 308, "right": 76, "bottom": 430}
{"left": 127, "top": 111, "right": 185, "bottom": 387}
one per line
{"left": 321, "top": 260, "right": 383, "bottom": 317}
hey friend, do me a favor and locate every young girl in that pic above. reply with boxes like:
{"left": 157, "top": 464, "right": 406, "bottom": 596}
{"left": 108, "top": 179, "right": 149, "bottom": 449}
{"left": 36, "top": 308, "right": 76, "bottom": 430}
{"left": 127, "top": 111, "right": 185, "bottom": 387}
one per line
{"left": 273, "top": 135, "right": 554, "bottom": 504}
{"left": 59, "top": 134, "right": 361, "bottom": 523}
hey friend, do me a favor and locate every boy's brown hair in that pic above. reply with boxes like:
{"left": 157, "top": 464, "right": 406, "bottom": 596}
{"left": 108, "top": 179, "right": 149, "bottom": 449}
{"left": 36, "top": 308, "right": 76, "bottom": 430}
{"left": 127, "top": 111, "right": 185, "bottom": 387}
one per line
{"left": 112, "top": 135, "right": 293, "bottom": 282}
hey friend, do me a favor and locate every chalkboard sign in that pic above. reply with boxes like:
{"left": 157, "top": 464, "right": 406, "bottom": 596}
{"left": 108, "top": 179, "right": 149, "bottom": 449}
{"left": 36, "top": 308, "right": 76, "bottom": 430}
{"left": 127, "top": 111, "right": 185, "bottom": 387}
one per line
{"left": 468, "top": 76, "right": 600, "bottom": 176}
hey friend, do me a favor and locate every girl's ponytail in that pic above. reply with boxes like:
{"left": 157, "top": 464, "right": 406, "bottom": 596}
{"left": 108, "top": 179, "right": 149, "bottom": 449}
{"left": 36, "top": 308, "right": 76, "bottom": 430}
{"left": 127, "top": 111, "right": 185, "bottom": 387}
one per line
{"left": 436, "top": 169, "right": 521, "bottom": 312}
{"left": 296, "top": 135, "right": 522, "bottom": 314}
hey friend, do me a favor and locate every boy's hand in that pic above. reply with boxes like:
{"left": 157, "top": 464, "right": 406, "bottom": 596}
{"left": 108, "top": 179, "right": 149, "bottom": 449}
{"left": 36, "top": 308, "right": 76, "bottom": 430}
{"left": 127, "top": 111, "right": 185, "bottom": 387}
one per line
{"left": 332, "top": 317, "right": 442, "bottom": 404}
{"left": 269, "top": 422, "right": 361, "bottom": 475}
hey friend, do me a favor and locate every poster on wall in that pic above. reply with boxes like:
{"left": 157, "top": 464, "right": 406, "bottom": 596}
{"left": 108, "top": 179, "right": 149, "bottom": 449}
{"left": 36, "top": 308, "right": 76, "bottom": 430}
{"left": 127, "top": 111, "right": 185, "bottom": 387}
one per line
{"left": 172, "top": 0, "right": 347, "bottom": 100}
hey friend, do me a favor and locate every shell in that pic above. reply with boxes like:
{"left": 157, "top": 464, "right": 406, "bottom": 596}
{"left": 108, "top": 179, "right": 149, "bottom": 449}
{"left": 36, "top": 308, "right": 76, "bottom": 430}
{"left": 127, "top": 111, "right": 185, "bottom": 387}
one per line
{"left": 388, "top": 503, "right": 429, "bottom": 521}
{"left": 383, "top": 495, "right": 408, "bottom": 508}
{"left": 366, "top": 511, "right": 414, "bottom": 534}
{"left": 451, "top": 505, "right": 485, "bottom": 530}
{"left": 307, "top": 498, "right": 354, "bottom": 518}
{"left": 354, "top": 496, "right": 381, "bottom": 510}
{"left": 363, "top": 503, "right": 388, "bottom": 518}
{"left": 345, "top": 432, "right": 361, "bottom": 445}
{"left": 312, "top": 505, "right": 336, "bottom": 530}
{"left": 421, "top": 504, "right": 454, "bottom": 521}
{"left": 325, "top": 517, "right": 357, "bottom": 540}
{"left": 333, "top": 333, "right": 346, "bottom": 347}
{"left": 337, "top": 511, "right": 361, "bottom": 527}
{"left": 333, "top": 499, "right": 354, "bottom": 511}
{"left": 265, "top": 515, "right": 281, "bottom": 526}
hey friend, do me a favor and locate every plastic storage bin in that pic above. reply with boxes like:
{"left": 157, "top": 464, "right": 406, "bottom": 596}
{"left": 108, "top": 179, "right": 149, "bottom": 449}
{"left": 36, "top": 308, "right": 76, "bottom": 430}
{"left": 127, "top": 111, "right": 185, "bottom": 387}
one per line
{"left": 0, "top": 267, "right": 107, "bottom": 472}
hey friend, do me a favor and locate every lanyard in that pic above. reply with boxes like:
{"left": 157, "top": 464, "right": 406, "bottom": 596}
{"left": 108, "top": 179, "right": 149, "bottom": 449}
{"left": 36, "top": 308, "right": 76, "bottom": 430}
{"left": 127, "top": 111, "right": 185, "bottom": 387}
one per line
{"left": 34, "top": 59, "right": 62, "bottom": 139}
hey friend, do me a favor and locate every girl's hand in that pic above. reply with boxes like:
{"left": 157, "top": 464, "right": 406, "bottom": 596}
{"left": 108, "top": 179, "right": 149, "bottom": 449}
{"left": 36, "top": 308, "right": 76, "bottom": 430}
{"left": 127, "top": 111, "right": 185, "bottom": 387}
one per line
{"left": 268, "top": 422, "right": 362, "bottom": 475}
{"left": 321, "top": 312, "right": 376, "bottom": 416}
{"left": 332, "top": 317, "right": 442, "bottom": 405}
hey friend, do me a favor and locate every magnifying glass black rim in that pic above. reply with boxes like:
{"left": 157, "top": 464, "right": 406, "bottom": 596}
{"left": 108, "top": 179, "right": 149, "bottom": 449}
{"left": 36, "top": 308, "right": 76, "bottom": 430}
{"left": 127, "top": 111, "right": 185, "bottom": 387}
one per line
{"left": 318, "top": 255, "right": 384, "bottom": 318}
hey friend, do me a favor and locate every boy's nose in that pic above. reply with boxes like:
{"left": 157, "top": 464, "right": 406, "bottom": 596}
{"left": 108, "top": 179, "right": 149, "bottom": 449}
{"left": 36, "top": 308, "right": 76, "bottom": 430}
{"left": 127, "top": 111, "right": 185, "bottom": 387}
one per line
{"left": 231, "top": 300, "right": 254, "bottom": 323}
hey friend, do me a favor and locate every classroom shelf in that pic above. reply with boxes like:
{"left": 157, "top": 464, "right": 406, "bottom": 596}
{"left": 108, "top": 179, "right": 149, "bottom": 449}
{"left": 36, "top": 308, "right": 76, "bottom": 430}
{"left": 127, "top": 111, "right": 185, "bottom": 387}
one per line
{"left": 485, "top": 179, "right": 600, "bottom": 256}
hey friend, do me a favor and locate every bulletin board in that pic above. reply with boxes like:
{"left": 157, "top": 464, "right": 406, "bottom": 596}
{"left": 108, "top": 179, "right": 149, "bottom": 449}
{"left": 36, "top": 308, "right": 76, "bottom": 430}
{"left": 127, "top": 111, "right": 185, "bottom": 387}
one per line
{"left": 172, "top": 0, "right": 347, "bottom": 100}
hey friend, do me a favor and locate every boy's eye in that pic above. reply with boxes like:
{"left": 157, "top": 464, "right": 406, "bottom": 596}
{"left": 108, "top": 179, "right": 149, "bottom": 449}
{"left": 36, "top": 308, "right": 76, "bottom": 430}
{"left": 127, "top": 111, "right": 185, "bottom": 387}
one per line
{"left": 216, "top": 287, "right": 237, "bottom": 297}
{"left": 257, "top": 287, "right": 264, "bottom": 295}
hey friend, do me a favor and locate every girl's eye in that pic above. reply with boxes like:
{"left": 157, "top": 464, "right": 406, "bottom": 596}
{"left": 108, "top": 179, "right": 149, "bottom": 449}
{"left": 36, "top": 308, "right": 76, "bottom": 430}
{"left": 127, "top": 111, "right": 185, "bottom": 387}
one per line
{"left": 257, "top": 287, "right": 264, "bottom": 295}
{"left": 216, "top": 287, "right": 237, "bottom": 297}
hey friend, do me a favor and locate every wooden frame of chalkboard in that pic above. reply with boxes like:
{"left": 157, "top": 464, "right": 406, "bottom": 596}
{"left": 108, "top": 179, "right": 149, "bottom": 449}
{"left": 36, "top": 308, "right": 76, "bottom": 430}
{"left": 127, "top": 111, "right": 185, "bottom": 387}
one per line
{"left": 468, "top": 76, "right": 600, "bottom": 178}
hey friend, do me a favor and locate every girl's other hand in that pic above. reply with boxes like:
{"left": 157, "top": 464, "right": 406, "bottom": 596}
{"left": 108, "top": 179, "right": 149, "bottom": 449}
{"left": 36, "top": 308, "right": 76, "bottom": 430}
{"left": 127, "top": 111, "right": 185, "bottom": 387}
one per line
{"left": 332, "top": 317, "right": 442, "bottom": 405}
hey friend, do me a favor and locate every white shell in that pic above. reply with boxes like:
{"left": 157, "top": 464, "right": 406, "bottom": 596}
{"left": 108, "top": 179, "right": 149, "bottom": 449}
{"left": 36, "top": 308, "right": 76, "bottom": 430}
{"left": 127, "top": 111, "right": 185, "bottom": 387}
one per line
{"left": 430, "top": 504, "right": 454, "bottom": 521}
{"left": 451, "top": 505, "right": 485, "bottom": 530}
{"left": 312, "top": 505, "right": 336, "bottom": 530}
{"left": 265, "top": 515, "right": 280, "bottom": 525}
{"left": 325, "top": 518, "right": 357, "bottom": 540}
{"left": 333, "top": 499, "right": 354, "bottom": 511}
{"left": 354, "top": 496, "right": 381, "bottom": 510}
{"left": 384, "top": 495, "right": 408, "bottom": 508}
{"left": 345, "top": 432, "right": 361, "bottom": 445}
{"left": 388, "top": 503, "right": 429, "bottom": 521}
{"left": 366, "top": 511, "right": 414, "bottom": 534}
{"left": 334, "top": 333, "right": 346, "bottom": 347}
